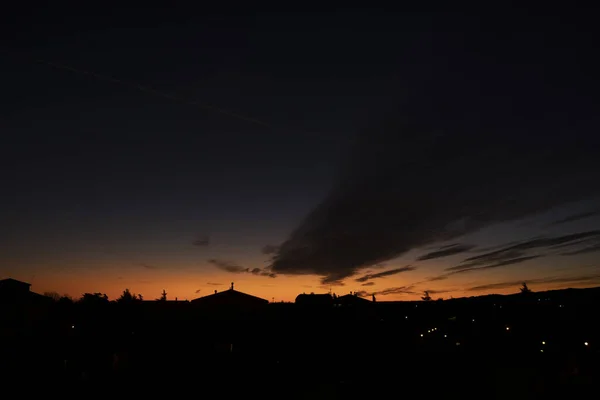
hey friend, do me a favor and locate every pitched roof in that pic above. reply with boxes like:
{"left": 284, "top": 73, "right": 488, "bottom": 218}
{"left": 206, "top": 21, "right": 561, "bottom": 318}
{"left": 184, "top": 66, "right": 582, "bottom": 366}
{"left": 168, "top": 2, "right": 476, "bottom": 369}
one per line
{"left": 0, "top": 278, "right": 32, "bottom": 290}
{"left": 335, "top": 294, "right": 372, "bottom": 304}
{"left": 0, "top": 278, "right": 31, "bottom": 286}
{"left": 191, "top": 288, "right": 268, "bottom": 305}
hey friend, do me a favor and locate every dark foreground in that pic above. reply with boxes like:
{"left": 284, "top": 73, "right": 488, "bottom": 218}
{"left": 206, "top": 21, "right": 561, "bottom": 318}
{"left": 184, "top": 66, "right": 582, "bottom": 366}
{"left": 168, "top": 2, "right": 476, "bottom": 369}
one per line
{"left": 2, "top": 290, "right": 599, "bottom": 398}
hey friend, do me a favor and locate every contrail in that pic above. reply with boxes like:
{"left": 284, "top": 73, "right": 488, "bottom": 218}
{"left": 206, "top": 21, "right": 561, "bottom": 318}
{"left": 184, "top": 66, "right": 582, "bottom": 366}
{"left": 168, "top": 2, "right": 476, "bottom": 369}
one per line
{"left": 35, "top": 59, "right": 275, "bottom": 128}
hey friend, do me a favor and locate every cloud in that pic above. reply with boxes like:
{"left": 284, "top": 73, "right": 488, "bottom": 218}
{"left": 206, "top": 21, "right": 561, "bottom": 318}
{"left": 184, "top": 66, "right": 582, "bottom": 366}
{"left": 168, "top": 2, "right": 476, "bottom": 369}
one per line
{"left": 374, "top": 285, "right": 417, "bottom": 296}
{"left": 193, "top": 236, "right": 210, "bottom": 247}
{"left": 467, "top": 273, "right": 600, "bottom": 292}
{"left": 206, "top": 282, "right": 222, "bottom": 286}
{"left": 425, "top": 289, "right": 453, "bottom": 295}
{"left": 448, "top": 255, "right": 542, "bottom": 275}
{"left": 549, "top": 210, "right": 600, "bottom": 226}
{"left": 140, "top": 263, "right": 158, "bottom": 270}
{"left": 355, "top": 266, "right": 416, "bottom": 282}
{"left": 207, "top": 259, "right": 276, "bottom": 278}
{"left": 560, "top": 243, "right": 600, "bottom": 256}
{"left": 445, "top": 230, "right": 600, "bottom": 274}
{"left": 195, "top": 289, "right": 202, "bottom": 294}
{"left": 425, "top": 275, "right": 448, "bottom": 282}
{"left": 269, "top": 97, "right": 600, "bottom": 284}
{"left": 261, "top": 245, "right": 279, "bottom": 255}
{"left": 353, "top": 291, "right": 370, "bottom": 298}
{"left": 208, "top": 259, "right": 246, "bottom": 273}
{"left": 361, "top": 282, "right": 375, "bottom": 287}
{"left": 416, "top": 244, "right": 475, "bottom": 261}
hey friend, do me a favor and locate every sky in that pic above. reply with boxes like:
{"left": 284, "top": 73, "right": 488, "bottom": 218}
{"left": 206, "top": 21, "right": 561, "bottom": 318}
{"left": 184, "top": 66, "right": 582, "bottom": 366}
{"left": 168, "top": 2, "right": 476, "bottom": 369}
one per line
{"left": 1, "top": 7, "right": 599, "bottom": 301}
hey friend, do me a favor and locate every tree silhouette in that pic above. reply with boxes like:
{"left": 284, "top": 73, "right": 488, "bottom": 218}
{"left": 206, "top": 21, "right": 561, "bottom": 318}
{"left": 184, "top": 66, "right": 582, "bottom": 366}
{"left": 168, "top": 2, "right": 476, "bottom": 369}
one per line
{"left": 422, "top": 291, "right": 432, "bottom": 301}
{"left": 160, "top": 289, "right": 167, "bottom": 301}
{"left": 117, "top": 288, "right": 141, "bottom": 303}
{"left": 520, "top": 282, "right": 532, "bottom": 294}
{"left": 79, "top": 292, "right": 109, "bottom": 305}
{"left": 43, "top": 291, "right": 61, "bottom": 302}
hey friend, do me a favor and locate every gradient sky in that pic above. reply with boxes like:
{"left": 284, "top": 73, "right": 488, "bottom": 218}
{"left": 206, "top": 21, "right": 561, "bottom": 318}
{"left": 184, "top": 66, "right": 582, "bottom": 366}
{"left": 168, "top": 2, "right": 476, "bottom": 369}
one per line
{"left": 2, "top": 8, "right": 599, "bottom": 301}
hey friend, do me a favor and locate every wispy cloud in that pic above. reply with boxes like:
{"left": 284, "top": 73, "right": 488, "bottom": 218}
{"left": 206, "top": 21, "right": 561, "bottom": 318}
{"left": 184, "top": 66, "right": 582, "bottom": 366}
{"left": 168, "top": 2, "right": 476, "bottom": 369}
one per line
{"left": 208, "top": 259, "right": 276, "bottom": 278}
{"left": 444, "top": 230, "right": 600, "bottom": 275}
{"left": 140, "top": 263, "right": 159, "bottom": 270}
{"left": 466, "top": 273, "right": 600, "bottom": 292}
{"left": 416, "top": 244, "right": 475, "bottom": 261}
{"left": 560, "top": 243, "right": 600, "bottom": 256}
{"left": 355, "top": 265, "right": 416, "bottom": 283}
{"left": 374, "top": 285, "right": 417, "bottom": 296}
{"left": 448, "top": 255, "right": 542, "bottom": 275}
{"left": 193, "top": 236, "right": 210, "bottom": 247}
{"left": 361, "top": 282, "right": 375, "bottom": 287}
{"left": 549, "top": 210, "right": 600, "bottom": 226}
{"left": 206, "top": 282, "right": 222, "bottom": 286}
{"left": 425, "top": 275, "right": 448, "bottom": 282}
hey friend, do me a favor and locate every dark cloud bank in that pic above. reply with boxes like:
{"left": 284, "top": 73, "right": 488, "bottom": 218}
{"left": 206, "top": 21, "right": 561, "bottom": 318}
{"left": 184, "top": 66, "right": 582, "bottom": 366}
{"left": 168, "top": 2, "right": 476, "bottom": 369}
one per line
{"left": 269, "top": 18, "right": 599, "bottom": 285}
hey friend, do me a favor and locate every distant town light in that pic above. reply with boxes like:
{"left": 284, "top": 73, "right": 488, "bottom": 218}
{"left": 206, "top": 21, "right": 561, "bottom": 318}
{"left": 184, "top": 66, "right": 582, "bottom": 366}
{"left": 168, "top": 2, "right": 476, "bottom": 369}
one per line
{"left": 472, "top": 319, "right": 475, "bottom": 322}
{"left": 542, "top": 341, "right": 546, "bottom": 345}
{"left": 585, "top": 342, "right": 589, "bottom": 346}
{"left": 506, "top": 327, "right": 510, "bottom": 331}
{"left": 456, "top": 342, "right": 460, "bottom": 346}
{"left": 540, "top": 349, "right": 544, "bottom": 353}
{"left": 405, "top": 316, "right": 408, "bottom": 319}
{"left": 444, "top": 334, "right": 447, "bottom": 338}
{"left": 71, "top": 325, "right": 75, "bottom": 329}
{"left": 420, "top": 334, "right": 424, "bottom": 337}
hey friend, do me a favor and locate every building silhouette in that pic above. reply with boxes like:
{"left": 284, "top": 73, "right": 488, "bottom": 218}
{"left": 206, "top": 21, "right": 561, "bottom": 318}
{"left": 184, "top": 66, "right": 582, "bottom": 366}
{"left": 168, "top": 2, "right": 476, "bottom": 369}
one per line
{"left": 190, "top": 282, "right": 268, "bottom": 307}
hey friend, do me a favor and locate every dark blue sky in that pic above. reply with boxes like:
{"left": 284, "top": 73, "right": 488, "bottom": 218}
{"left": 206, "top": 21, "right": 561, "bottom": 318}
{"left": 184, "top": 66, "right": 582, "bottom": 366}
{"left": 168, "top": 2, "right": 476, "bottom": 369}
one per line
{"left": 1, "top": 8, "right": 599, "bottom": 300}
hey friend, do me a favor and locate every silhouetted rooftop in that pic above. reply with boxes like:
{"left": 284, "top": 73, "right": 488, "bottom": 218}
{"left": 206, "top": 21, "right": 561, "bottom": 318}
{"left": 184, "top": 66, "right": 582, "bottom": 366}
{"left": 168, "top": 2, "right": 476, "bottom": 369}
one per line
{"left": 191, "top": 287, "right": 268, "bottom": 306}
{"left": 295, "top": 293, "right": 333, "bottom": 306}
{"left": 335, "top": 294, "right": 372, "bottom": 305}
{"left": 0, "top": 278, "right": 31, "bottom": 290}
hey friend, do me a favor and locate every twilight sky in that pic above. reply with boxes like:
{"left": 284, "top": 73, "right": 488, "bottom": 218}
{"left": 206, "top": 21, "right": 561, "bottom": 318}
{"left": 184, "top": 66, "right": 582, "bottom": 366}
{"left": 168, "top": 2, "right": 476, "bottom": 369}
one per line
{"left": 2, "top": 7, "right": 599, "bottom": 301}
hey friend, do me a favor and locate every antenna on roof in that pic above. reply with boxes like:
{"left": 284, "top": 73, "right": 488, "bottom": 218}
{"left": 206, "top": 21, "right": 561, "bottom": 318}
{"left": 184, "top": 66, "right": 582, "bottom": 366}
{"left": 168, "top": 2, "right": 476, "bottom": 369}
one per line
{"left": 230, "top": 282, "right": 234, "bottom": 290}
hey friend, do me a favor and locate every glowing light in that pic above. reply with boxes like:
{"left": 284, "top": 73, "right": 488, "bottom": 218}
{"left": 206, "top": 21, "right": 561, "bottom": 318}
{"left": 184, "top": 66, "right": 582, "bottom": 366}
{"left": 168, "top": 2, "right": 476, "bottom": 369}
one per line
{"left": 472, "top": 319, "right": 475, "bottom": 322}
{"left": 71, "top": 325, "right": 75, "bottom": 329}
{"left": 456, "top": 342, "right": 460, "bottom": 346}
{"left": 540, "top": 349, "right": 544, "bottom": 353}
{"left": 585, "top": 342, "right": 589, "bottom": 346}
{"left": 405, "top": 316, "right": 408, "bottom": 319}
{"left": 420, "top": 334, "right": 424, "bottom": 337}
{"left": 444, "top": 335, "right": 447, "bottom": 338}
{"left": 542, "top": 341, "right": 545, "bottom": 345}
{"left": 506, "top": 327, "right": 510, "bottom": 331}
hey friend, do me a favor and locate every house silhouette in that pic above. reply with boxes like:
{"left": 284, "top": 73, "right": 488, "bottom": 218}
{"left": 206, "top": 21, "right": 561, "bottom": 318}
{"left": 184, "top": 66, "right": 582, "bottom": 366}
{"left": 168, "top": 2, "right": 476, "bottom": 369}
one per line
{"left": 0, "top": 278, "right": 50, "bottom": 304}
{"left": 335, "top": 293, "right": 372, "bottom": 307}
{"left": 295, "top": 293, "right": 333, "bottom": 307}
{"left": 190, "top": 282, "right": 268, "bottom": 307}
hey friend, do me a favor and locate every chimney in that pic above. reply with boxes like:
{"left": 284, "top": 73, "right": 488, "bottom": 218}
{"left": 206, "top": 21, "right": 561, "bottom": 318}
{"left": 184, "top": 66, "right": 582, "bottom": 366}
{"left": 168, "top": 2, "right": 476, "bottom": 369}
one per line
{"left": 214, "top": 290, "right": 217, "bottom": 294}
{"left": 230, "top": 282, "right": 234, "bottom": 290}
